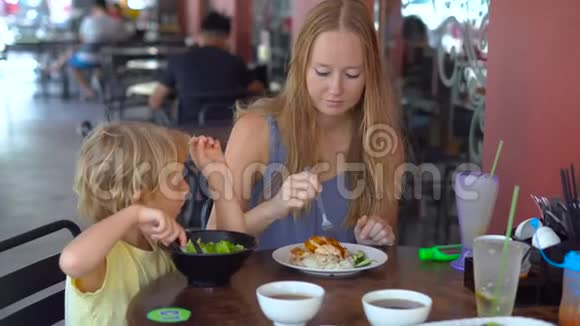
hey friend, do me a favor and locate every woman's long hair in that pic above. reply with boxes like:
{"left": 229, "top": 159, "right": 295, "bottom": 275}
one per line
{"left": 237, "top": 0, "right": 404, "bottom": 227}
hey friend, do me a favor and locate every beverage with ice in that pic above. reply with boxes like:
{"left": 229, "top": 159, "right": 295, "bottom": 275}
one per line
{"left": 475, "top": 286, "right": 518, "bottom": 316}
{"left": 451, "top": 172, "right": 499, "bottom": 271}
{"left": 473, "top": 235, "right": 529, "bottom": 317}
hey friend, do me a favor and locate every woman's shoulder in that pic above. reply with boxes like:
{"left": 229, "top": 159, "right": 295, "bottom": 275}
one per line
{"left": 226, "top": 112, "right": 271, "bottom": 164}
{"left": 235, "top": 111, "right": 270, "bottom": 129}
{"left": 231, "top": 112, "right": 272, "bottom": 145}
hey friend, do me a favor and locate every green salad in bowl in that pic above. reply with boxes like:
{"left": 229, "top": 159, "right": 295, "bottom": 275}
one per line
{"left": 167, "top": 230, "right": 257, "bottom": 287}
{"left": 182, "top": 238, "right": 246, "bottom": 254}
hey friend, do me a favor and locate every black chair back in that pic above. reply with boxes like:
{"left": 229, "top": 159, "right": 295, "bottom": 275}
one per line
{"left": 177, "top": 158, "right": 213, "bottom": 229}
{"left": 177, "top": 89, "right": 249, "bottom": 126}
{"left": 0, "top": 220, "right": 81, "bottom": 325}
{"left": 248, "top": 63, "right": 269, "bottom": 87}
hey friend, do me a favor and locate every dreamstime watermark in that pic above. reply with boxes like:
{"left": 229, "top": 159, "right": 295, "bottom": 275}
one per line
{"left": 83, "top": 156, "right": 487, "bottom": 206}
{"left": 81, "top": 123, "right": 488, "bottom": 205}
{"left": 364, "top": 124, "right": 399, "bottom": 158}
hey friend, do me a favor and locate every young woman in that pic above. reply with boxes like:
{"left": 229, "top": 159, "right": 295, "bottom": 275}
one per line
{"left": 207, "top": 0, "right": 404, "bottom": 250}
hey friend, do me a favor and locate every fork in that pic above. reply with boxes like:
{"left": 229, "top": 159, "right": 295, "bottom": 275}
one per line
{"left": 316, "top": 192, "right": 334, "bottom": 231}
{"left": 306, "top": 167, "right": 334, "bottom": 231}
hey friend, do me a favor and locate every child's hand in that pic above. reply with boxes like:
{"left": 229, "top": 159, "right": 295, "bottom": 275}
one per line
{"left": 137, "top": 206, "right": 187, "bottom": 247}
{"left": 189, "top": 136, "right": 226, "bottom": 169}
{"left": 189, "top": 135, "right": 233, "bottom": 197}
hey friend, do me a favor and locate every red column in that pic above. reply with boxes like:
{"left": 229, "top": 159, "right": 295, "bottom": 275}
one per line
{"left": 179, "top": 0, "right": 205, "bottom": 38}
{"left": 209, "top": 0, "right": 253, "bottom": 63}
{"left": 291, "top": 0, "right": 324, "bottom": 43}
{"left": 379, "top": 0, "right": 403, "bottom": 82}
{"left": 233, "top": 0, "right": 253, "bottom": 63}
{"left": 484, "top": 0, "right": 580, "bottom": 232}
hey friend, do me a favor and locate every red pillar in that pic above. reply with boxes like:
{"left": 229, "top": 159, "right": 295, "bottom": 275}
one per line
{"left": 484, "top": 0, "right": 580, "bottom": 232}
{"left": 291, "top": 0, "right": 324, "bottom": 43}
{"left": 209, "top": 0, "right": 253, "bottom": 63}
{"left": 179, "top": 0, "right": 205, "bottom": 38}
{"left": 378, "top": 0, "right": 403, "bottom": 82}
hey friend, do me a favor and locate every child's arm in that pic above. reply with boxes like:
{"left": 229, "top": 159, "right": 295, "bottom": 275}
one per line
{"left": 60, "top": 206, "right": 139, "bottom": 279}
{"left": 189, "top": 136, "right": 246, "bottom": 233}
{"left": 59, "top": 205, "right": 186, "bottom": 291}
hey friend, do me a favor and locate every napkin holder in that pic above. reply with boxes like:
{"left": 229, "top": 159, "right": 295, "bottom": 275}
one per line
{"left": 464, "top": 240, "right": 580, "bottom": 306}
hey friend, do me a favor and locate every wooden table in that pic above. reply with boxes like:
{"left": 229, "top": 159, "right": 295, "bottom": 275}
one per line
{"left": 127, "top": 247, "right": 559, "bottom": 325}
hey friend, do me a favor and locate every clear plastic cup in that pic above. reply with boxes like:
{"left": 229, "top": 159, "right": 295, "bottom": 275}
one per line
{"left": 559, "top": 267, "right": 580, "bottom": 326}
{"left": 451, "top": 172, "right": 499, "bottom": 271}
{"left": 473, "top": 235, "right": 530, "bottom": 317}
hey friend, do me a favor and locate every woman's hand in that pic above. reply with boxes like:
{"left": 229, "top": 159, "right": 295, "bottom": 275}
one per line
{"left": 269, "top": 171, "right": 322, "bottom": 219}
{"left": 354, "top": 215, "right": 395, "bottom": 246}
{"left": 137, "top": 206, "right": 187, "bottom": 247}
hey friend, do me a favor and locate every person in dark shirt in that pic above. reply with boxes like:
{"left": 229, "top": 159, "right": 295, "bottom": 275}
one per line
{"left": 149, "top": 11, "right": 263, "bottom": 123}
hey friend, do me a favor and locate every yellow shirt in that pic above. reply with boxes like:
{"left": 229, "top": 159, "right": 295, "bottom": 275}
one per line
{"left": 64, "top": 241, "right": 175, "bottom": 326}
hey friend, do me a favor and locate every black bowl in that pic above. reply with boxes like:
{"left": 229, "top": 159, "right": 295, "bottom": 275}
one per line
{"left": 166, "top": 229, "right": 257, "bottom": 287}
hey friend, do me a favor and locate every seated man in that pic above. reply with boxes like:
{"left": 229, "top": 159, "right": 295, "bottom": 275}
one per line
{"left": 149, "top": 12, "right": 263, "bottom": 123}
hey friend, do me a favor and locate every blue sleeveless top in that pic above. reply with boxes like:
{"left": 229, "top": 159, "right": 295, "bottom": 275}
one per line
{"left": 248, "top": 116, "right": 356, "bottom": 250}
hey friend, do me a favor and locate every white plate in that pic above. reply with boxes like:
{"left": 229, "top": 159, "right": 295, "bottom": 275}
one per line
{"left": 272, "top": 243, "right": 388, "bottom": 277}
{"left": 421, "top": 316, "right": 554, "bottom": 326}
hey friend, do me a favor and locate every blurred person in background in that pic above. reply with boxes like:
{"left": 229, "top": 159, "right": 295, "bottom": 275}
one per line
{"left": 402, "top": 15, "right": 431, "bottom": 95}
{"left": 148, "top": 11, "right": 264, "bottom": 123}
{"left": 108, "top": 3, "right": 124, "bottom": 20}
{"left": 49, "top": 0, "right": 128, "bottom": 99}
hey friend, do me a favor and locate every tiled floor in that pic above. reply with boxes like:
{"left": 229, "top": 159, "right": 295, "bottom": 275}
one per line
{"left": 0, "top": 55, "right": 101, "bottom": 276}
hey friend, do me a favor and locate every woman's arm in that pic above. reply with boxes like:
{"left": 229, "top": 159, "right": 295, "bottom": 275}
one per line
{"left": 205, "top": 114, "right": 321, "bottom": 237}
{"left": 206, "top": 113, "right": 280, "bottom": 235}
{"left": 238, "top": 199, "right": 287, "bottom": 236}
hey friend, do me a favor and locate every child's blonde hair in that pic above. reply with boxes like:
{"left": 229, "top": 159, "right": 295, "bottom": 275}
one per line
{"left": 73, "top": 122, "right": 190, "bottom": 223}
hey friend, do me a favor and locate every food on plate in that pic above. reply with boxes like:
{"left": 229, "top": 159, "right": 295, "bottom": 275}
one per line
{"left": 182, "top": 239, "right": 245, "bottom": 254}
{"left": 289, "top": 236, "right": 373, "bottom": 269}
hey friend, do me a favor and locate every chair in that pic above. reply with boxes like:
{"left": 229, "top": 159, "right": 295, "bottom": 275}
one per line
{"left": 177, "top": 89, "right": 249, "bottom": 126}
{"left": 0, "top": 220, "right": 81, "bottom": 325}
{"left": 177, "top": 157, "right": 213, "bottom": 230}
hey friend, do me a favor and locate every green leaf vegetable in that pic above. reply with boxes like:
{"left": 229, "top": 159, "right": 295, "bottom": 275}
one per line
{"left": 352, "top": 250, "right": 374, "bottom": 268}
{"left": 182, "top": 238, "right": 245, "bottom": 254}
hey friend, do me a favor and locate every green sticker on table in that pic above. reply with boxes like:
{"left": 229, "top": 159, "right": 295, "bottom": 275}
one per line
{"left": 146, "top": 307, "right": 191, "bottom": 323}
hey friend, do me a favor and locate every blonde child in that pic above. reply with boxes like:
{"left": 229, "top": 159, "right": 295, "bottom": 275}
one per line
{"left": 60, "top": 122, "right": 233, "bottom": 325}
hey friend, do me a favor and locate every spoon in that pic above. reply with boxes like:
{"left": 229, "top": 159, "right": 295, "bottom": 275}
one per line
{"left": 530, "top": 194, "right": 548, "bottom": 218}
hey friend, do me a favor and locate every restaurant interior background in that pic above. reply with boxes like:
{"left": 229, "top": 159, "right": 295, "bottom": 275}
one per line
{"left": 0, "top": 0, "right": 493, "bottom": 251}
{"left": 2, "top": 0, "right": 578, "bottom": 276}
{"left": 3, "top": 0, "right": 580, "bottom": 324}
